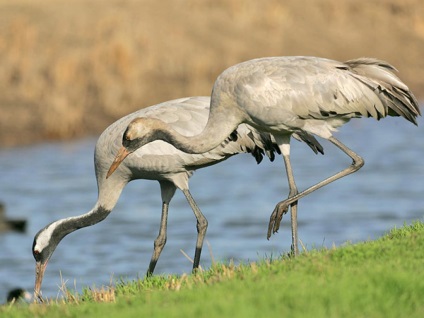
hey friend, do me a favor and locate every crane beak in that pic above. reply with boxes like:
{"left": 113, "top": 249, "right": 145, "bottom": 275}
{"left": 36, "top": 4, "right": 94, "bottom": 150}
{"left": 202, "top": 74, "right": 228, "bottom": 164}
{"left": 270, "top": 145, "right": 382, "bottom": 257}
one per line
{"left": 106, "top": 146, "right": 130, "bottom": 179}
{"left": 34, "top": 261, "right": 47, "bottom": 303}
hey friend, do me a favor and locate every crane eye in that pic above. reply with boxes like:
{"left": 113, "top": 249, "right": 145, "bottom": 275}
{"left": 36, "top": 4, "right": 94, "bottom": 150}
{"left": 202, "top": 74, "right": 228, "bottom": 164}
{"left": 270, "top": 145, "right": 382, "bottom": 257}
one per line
{"left": 33, "top": 250, "right": 40, "bottom": 255}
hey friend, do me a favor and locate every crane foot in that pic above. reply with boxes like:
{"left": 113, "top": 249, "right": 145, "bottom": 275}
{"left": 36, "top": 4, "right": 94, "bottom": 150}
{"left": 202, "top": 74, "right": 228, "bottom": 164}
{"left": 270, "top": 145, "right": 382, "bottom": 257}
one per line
{"left": 267, "top": 201, "right": 289, "bottom": 239}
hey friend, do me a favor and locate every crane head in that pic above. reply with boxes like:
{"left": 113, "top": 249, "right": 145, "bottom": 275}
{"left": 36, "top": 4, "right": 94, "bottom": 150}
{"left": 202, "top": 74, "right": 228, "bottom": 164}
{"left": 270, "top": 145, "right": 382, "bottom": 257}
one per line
{"left": 107, "top": 117, "right": 160, "bottom": 178}
{"left": 32, "top": 222, "right": 63, "bottom": 302}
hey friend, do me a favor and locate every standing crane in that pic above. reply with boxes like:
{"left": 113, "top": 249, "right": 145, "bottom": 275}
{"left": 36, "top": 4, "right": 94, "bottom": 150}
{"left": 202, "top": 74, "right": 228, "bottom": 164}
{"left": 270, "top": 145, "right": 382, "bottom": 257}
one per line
{"left": 109, "top": 56, "right": 420, "bottom": 252}
{"left": 32, "top": 96, "right": 322, "bottom": 301}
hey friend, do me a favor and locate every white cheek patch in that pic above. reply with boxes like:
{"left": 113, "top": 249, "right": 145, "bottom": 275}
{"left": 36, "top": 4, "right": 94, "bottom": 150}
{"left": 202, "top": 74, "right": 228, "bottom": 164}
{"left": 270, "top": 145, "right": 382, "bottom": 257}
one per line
{"left": 34, "top": 220, "right": 62, "bottom": 252}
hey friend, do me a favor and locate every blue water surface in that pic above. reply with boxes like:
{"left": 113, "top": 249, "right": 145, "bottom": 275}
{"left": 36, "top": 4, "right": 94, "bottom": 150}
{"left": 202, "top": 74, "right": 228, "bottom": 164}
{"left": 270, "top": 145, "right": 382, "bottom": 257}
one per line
{"left": 0, "top": 115, "right": 423, "bottom": 301}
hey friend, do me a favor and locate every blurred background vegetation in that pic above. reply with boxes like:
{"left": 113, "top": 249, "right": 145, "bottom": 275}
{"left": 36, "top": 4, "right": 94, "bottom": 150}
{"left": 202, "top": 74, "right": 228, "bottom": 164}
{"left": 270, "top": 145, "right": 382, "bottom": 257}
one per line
{"left": 1, "top": 0, "right": 423, "bottom": 147}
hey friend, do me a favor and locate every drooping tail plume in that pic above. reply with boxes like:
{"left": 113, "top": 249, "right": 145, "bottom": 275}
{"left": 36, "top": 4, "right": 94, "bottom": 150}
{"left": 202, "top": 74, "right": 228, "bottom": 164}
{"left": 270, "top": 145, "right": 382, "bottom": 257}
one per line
{"left": 345, "top": 58, "right": 421, "bottom": 125}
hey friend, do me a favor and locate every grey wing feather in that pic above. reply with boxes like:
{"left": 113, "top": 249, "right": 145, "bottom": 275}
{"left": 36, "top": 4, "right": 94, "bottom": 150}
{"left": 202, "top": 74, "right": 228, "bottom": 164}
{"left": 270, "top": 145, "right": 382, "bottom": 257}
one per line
{"left": 292, "top": 131, "right": 324, "bottom": 155}
{"left": 226, "top": 125, "right": 324, "bottom": 164}
{"left": 344, "top": 58, "right": 421, "bottom": 125}
{"left": 222, "top": 124, "right": 278, "bottom": 164}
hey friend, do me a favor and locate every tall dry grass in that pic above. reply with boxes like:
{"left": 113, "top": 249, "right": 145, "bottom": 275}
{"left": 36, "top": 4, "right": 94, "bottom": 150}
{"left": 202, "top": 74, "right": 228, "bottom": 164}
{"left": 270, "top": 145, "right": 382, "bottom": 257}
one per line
{"left": 0, "top": 0, "right": 423, "bottom": 146}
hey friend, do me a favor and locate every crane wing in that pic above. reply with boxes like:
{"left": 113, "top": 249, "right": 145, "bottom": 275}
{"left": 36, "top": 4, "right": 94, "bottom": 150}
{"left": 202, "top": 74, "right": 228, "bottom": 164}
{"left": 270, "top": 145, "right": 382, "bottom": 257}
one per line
{"left": 226, "top": 57, "right": 419, "bottom": 133}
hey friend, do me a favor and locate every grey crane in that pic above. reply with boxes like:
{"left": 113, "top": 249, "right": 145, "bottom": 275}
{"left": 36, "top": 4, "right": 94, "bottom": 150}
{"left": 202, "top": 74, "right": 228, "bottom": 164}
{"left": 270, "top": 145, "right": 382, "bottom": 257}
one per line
{"left": 31, "top": 96, "right": 321, "bottom": 301}
{"left": 109, "top": 56, "right": 420, "bottom": 254}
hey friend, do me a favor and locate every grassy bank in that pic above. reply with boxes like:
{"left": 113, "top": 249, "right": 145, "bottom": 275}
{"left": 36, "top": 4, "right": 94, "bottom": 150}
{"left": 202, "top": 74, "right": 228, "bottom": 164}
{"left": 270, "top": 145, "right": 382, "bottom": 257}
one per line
{"left": 1, "top": 0, "right": 423, "bottom": 146}
{"left": 2, "top": 221, "right": 424, "bottom": 317}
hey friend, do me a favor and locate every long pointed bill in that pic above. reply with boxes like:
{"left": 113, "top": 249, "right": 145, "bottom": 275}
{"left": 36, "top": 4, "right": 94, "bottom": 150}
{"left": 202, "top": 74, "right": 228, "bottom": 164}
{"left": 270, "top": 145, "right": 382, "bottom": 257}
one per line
{"left": 106, "top": 146, "right": 131, "bottom": 179}
{"left": 34, "top": 261, "right": 47, "bottom": 303}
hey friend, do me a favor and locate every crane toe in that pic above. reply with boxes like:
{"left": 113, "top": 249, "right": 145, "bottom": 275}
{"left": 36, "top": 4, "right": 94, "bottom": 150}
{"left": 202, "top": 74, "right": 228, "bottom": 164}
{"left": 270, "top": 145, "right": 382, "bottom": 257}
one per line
{"left": 267, "top": 201, "right": 290, "bottom": 239}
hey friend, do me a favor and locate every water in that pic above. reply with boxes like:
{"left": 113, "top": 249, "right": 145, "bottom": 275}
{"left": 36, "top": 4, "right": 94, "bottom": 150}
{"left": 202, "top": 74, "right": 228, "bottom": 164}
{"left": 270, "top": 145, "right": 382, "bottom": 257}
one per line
{"left": 0, "top": 116, "right": 423, "bottom": 302}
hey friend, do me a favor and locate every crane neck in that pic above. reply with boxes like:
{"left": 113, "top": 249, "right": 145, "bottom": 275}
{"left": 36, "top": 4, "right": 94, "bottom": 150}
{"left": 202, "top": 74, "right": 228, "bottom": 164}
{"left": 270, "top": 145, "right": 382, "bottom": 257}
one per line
{"left": 48, "top": 177, "right": 126, "bottom": 248}
{"left": 49, "top": 204, "right": 112, "bottom": 247}
{"left": 155, "top": 100, "right": 244, "bottom": 154}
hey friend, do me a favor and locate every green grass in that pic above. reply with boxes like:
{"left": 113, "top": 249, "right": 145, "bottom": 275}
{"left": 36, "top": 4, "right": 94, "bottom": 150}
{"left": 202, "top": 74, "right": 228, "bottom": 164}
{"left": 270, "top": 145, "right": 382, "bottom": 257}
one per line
{"left": 3, "top": 221, "right": 424, "bottom": 317}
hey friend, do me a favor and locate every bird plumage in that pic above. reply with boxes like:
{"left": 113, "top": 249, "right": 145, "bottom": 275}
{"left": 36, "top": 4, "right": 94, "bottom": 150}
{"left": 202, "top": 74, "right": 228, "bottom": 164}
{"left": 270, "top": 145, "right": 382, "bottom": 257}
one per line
{"left": 32, "top": 96, "right": 290, "bottom": 300}
{"left": 114, "top": 56, "right": 420, "bottom": 256}
{"left": 212, "top": 57, "right": 419, "bottom": 138}
{"left": 213, "top": 56, "right": 420, "bottom": 243}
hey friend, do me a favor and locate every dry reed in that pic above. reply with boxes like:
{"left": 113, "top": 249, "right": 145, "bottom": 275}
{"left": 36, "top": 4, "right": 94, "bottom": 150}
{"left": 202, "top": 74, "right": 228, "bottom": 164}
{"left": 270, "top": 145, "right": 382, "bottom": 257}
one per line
{"left": 0, "top": 0, "right": 423, "bottom": 146}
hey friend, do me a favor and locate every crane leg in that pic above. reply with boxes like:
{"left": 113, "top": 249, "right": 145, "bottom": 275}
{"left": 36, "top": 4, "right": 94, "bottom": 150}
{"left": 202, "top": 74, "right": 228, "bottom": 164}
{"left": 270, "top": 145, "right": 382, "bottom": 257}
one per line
{"left": 271, "top": 136, "right": 299, "bottom": 255}
{"left": 182, "top": 189, "right": 208, "bottom": 273}
{"left": 283, "top": 153, "right": 300, "bottom": 256}
{"left": 290, "top": 202, "right": 299, "bottom": 256}
{"left": 146, "top": 201, "right": 169, "bottom": 277}
{"left": 268, "top": 136, "right": 364, "bottom": 238}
